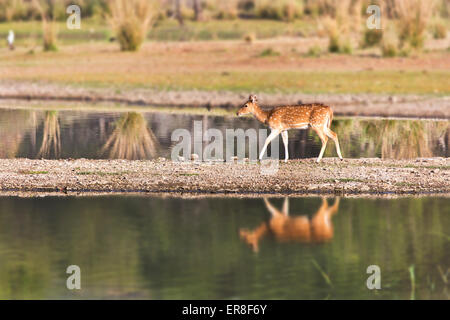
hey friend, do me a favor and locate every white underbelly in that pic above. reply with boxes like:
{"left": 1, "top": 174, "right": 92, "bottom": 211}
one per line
{"left": 292, "top": 124, "right": 309, "bottom": 129}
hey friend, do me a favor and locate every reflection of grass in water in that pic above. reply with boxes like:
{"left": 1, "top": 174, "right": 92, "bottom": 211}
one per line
{"left": 332, "top": 119, "right": 449, "bottom": 160}
{"left": 0, "top": 110, "right": 37, "bottom": 158}
{"left": 379, "top": 121, "right": 432, "bottom": 160}
{"left": 311, "top": 259, "right": 333, "bottom": 288}
{"left": 101, "top": 112, "right": 158, "bottom": 160}
{"left": 409, "top": 265, "right": 416, "bottom": 300}
{"left": 37, "top": 111, "right": 61, "bottom": 158}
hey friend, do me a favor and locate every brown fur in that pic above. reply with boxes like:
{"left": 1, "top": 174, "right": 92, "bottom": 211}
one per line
{"left": 240, "top": 197, "right": 340, "bottom": 252}
{"left": 236, "top": 95, "right": 343, "bottom": 162}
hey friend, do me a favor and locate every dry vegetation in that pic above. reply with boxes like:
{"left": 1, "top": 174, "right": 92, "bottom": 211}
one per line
{"left": 31, "top": 0, "right": 58, "bottom": 51}
{"left": 108, "top": 0, "right": 157, "bottom": 51}
{"left": 1, "top": 0, "right": 448, "bottom": 55}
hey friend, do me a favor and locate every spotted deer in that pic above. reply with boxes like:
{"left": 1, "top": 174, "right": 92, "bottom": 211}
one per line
{"left": 236, "top": 95, "right": 343, "bottom": 163}
{"left": 240, "top": 197, "right": 340, "bottom": 252}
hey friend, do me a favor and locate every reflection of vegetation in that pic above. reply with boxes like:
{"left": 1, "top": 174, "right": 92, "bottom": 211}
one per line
{"left": 101, "top": 112, "right": 158, "bottom": 160}
{"left": 38, "top": 111, "right": 61, "bottom": 158}
{"left": 330, "top": 119, "right": 449, "bottom": 160}
{"left": 0, "top": 110, "right": 37, "bottom": 158}
{"left": 0, "top": 197, "right": 448, "bottom": 299}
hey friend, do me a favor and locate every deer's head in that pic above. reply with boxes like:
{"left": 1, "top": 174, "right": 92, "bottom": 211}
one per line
{"left": 236, "top": 94, "right": 258, "bottom": 116}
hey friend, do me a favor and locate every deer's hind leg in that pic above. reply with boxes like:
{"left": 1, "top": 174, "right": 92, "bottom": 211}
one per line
{"left": 323, "top": 126, "right": 343, "bottom": 160}
{"left": 312, "top": 126, "right": 329, "bottom": 163}
{"left": 281, "top": 131, "right": 289, "bottom": 163}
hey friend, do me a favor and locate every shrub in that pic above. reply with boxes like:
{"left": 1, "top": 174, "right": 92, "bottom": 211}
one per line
{"left": 259, "top": 48, "right": 280, "bottom": 57}
{"left": 42, "top": 21, "right": 58, "bottom": 51}
{"left": 320, "top": 1, "right": 358, "bottom": 54}
{"left": 340, "top": 38, "right": 353, "bottom": 54}
{"left": 399, "top": 43, "right": 412, "bottom": 57}
{"left": 215, "top": 0, "right": 239, "bottom": 19}
{"left": 255, "top": 0, "right": 303, "bottom": 21}
{"left": 243, "top": 32, "right": 256, "bottom": 44}
{"left": 393, "top": 0, "right": 435, "bottom": 49}
{"left": 32, "top": 0, "right": 58, "bottom": 51}
{"left": 432, "top": 22, "right": 447, "bottom": 39}
{"left": 363, "top": 28, "right": 383, "bottom": 48}
{"left": 109, "top": 0, "right": 157, "bottom": 51}
{"left": 328, "top": 31, "right": 340, "bottom": 52}
{"left": 381, "top": 29, "right": 399, "bottom": 57}
{"left": 305, "top": 44, "right": 322, "bottom": 57}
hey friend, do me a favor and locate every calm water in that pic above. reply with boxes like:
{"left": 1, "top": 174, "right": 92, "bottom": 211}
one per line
{"left": 0, "top": 196, "right": 448, "bottom": 300}
{"left": 0, "top": 107, "right": 449, "bottom": 160}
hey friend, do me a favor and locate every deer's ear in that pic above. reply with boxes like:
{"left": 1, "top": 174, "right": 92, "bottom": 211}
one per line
{"left": 249, "top": 95, "right": 257, "bottom": 103}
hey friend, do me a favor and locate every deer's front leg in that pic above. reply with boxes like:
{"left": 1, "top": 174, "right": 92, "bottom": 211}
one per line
{"left": 259, "top": 129, "right": 280, "bottom": 160}
{"left": 281, "top": 131, "right": 289, "bottom": 163}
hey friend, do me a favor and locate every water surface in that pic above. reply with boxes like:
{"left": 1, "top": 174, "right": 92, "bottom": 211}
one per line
{"left": 0, "top": 107, "right": 448, "bottom": 160}
{"left": 0, "top": 196, "right": 448, "bottom": 300}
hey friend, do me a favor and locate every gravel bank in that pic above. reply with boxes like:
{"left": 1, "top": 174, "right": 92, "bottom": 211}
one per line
{"left": 0, "top": 158, "right": 448, "bottom": 196}
{"left": 0, "top": 81, "right": 449, "bottom": 119}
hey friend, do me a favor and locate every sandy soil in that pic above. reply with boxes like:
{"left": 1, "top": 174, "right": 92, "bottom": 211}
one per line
{"left": 0, "top": 81, "right": 449, "bottom": 119}
{"left": 0, "top": 158, "right": 448, "bottom": 196}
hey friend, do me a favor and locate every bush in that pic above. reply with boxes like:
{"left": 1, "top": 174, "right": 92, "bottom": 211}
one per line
{"left": 326, "top": 30, "right": 352, "bottom": 54}
{"left": 115, "top": 20, "right": 145, "bottom": 51}
{"left": 109, "top": 0, "right": 156, "bottom": 51}
{"left": 399, "top": 43, "right": 412, "bottom": 57}
{"left": 363, "top": 28, "right": 383, "bottom": 48}
{"left": 393, "top": 0, "right": 434, "bottom": 49}
{"left": 259, "top": 48, "right": 280, "bottom": 57}
{"left": 381, "top": 30, "right": 399, "bottom": 57}
{"left": 305, "top": 44, "right": 322, "bottom": 57}
{"left": 432, "top": 22, "right": 447, "bottom": 39}
{"left": 215, "top": 0, "right": 239, "bottom": 20}
{"left": 340, "top": 38, "right": 353, "bottom": 54}
{"left": 243, "top": 32, "right": 256, "bottom": 44}
{"left": 328, "top": 32, "right": 340, "bottom": 53}
{"left": 43, "top": 23, "right": 58, "bottom": 51}
{"left": 32, "top": 0, "right": 59, "bottom": 51}
{"left": 255, "top": 0, "right": 303, "bottom": 21}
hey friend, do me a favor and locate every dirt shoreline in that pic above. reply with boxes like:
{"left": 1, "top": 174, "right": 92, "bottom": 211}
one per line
{"left": 0, "top": 158, "right": 448, "bottom": 196}
{"left": 0, "top": 81, "right": 449, "bottom": 119}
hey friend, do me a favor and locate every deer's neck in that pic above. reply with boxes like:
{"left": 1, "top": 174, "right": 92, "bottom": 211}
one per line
{"left": 252, "top": 105, "right": 269, "bottom": 124}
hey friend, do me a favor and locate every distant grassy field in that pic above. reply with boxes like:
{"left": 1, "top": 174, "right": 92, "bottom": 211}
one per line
{"left": 0, "top": 38, "right": 449, "bottom": 95}
{"left": 16, "top": 70, "right": 445, "bottom": 95}
{"left": 0, "top": 18, "right": 318, "bottom": 47}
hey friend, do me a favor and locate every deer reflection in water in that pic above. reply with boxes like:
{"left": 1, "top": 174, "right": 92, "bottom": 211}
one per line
{"left": 37, "top": 111, "right": 61, "bottom": 158}
{"left": 101, "top": 112, "right": 158, "bottom": 160}
{"left": 240, "top": 197, "right": 340, "bottom": 252}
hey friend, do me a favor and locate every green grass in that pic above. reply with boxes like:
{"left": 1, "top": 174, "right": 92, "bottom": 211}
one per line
{"left": 0, "top": 18, "right": 317, "bottom": 45}
{"left": 324, "top": 178, "right": 365, "bottom": 183}
{"left": 18, "top": 170, "right": 49, "bottom": 175}
{"left": 178, "top": 173, "right": 200, "bottom": 177}
{"left": 259, "top": 48, "right": 281, "bottom": 57}
{"left": 14, "top": 70, "right": 447, "bottom": 95}
{"left": 0, "top": 20, "right": 110, "bottom": 46}
{"left": 76, "top": 171, "right": 127, "bottom": 176}
{"left": 105, "top": 71, "right": 450, "bottom": 95}
{"left": 150, "top": 18, "right": 316, "bottom": 41}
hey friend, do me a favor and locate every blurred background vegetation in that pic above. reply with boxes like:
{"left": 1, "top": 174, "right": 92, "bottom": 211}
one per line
{"left": 0, "top": 0, "right": 448, "bottom": 54}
